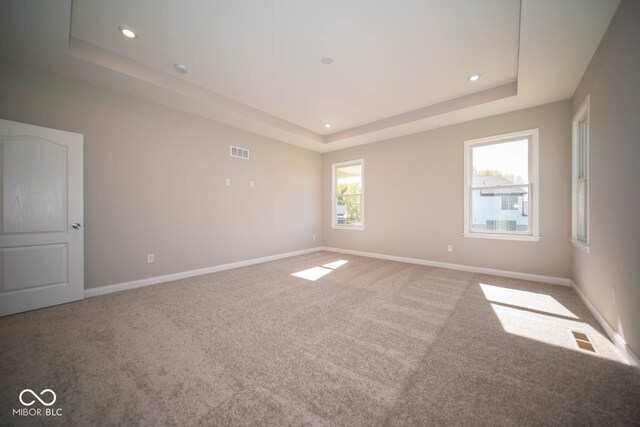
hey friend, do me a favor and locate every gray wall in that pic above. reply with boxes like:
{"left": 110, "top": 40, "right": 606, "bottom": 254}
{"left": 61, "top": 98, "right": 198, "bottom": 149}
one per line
{"left": 571, "top": 0, "right": 640, "bottom": 357}
{"left": 323, "top": 101, "right": 572, "bottom": 279}
{"left": 0, "top": 59, "right": 322, "bottom": 289}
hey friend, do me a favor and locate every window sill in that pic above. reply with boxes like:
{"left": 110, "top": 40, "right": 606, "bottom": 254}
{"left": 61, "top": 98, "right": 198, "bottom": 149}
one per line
{"left": 332, "top": 225, "right": 364, "bottom": 231}
{"left": 571, "top": 240, "right": 590, "bottom": 254}
{"left": 463, "top": 232, "right": 541, "bottom": 242}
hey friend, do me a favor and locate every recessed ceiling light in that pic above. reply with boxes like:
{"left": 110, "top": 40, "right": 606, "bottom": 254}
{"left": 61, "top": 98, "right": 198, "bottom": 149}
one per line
{"left": 118, "top": 25, "right": 138, "bottom": 39}
{"left": 174, "top": 64, "right": 189, "bottom": 74}
{"left": 468, "top": 73, "right": 481, "bottom": 82}
{"left": 324, "top": 123, "right": 331, "bottom": 129}
{"left": 321, "top": 57, "right": 333, "bottom": 65}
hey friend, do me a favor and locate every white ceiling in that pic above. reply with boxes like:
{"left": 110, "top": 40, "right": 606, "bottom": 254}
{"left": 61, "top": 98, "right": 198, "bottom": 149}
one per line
{"left": 71, "top": 0, "right": 521, "bottom": 135}
{"left": 0, "top": 0, "right": 620, "bottom": 152}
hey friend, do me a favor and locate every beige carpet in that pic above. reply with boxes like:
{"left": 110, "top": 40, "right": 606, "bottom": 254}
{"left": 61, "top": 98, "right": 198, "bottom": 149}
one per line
{"left": 1, "top": 251, "right": 638, "bottom": 426}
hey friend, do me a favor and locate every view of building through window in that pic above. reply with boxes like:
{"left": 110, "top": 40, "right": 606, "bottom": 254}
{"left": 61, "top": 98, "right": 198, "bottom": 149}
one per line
{"left": 471, "top": 138, "right": 530, "bottom": 233}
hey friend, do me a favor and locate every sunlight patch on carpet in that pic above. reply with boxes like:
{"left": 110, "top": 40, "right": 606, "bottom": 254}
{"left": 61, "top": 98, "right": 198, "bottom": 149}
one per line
{"left": 292, "top": 260, "right": 349, "bottom": 281}
{"left": 480, "top": 283, "right": 620, "bottom": 362}
{"left": 322, "top": 260, "right": 349, "bottom": 269}
{"left": 480, "top": 283, "right": 578, "bottom": 318}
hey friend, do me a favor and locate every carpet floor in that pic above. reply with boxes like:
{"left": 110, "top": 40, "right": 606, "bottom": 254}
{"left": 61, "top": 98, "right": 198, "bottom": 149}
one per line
{"left": 1, "top": 251, "right": 639, "bottom": 426}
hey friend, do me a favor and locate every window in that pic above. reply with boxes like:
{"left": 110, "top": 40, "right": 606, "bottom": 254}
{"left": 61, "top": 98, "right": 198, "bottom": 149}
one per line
{"left": 572, "top": 96, "right": 590, "bottom": 252}
{"left": 332, "top": 159, "right": 364, "bottom": 230}
{"left": 501, "top": 195, "right": 519, "bottom": 210}
{"left": 464, "top": 129, "right": 540, "bottom": 241}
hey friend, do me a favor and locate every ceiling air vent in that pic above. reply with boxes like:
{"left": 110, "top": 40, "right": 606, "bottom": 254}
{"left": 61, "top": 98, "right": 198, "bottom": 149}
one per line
{"left": 230, "top": 145, "right": 250, "bottom": 160}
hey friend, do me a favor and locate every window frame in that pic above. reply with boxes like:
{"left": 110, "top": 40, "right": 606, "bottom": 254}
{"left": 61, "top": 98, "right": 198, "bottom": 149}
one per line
{"left": 463, "top": 129, "right": 540, "bottom": 242}
{"left": 331, "top": 159, "right": 365, "bottom": 231}
{"left": 571, "top": 96, "right": 590, "bottom": 253}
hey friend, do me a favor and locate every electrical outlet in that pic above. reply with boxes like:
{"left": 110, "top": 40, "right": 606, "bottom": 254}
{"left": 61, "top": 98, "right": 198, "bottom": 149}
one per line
{"left": 612, "top": 287, "right": 616, "bottom": 305}
{"left": 225, "top": 178, "right": 231, "bottom": 186}
{"left": 147, "top": 254, "right": 155, "bottom": 264}
{"left": 250, "top": 181, "right": 255, "bottom": 188}
{"left": 447, "top": 244, "right": 453, "bottom": 252}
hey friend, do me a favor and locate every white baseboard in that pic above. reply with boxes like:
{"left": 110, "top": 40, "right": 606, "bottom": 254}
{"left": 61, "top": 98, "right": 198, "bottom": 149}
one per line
{"left": 84, "top": 247, "right": 324, "bottom": 298}
{"left": 86, "top": 244, "right": 569, "bottom": 296}
{"left": 320, "top": 246, "right": 571, "bottom": 286}
{"left": 570, "top": 280, "right": 640, "bottom": 369}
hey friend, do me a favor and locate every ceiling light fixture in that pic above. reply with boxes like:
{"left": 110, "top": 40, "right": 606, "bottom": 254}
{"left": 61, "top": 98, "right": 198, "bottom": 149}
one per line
{"left": 118, "top": 25, "right": 138, "bottom": 39}
{"left": 468, "top": 73, "right": 481, "bottom": 82}
{"left": 174, "top": 64, "right": 189, "bottom": 75}
{"left": 321, "top": 57, "right": 333, "bottom": 65}
{"left": 324, "top": 123, "right": 331, "bottom": 129}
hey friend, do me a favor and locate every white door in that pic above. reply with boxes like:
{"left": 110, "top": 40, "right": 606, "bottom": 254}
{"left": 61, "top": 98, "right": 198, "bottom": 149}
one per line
{"left": 0, "top": 119, "right": 83, "bottom": 317}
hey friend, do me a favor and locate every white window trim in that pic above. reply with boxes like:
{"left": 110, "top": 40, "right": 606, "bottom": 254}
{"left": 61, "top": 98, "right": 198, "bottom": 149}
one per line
{"left": 463, "top": 129, "right": 540, "bottom": 242}
{"left": 331, "top": 159, "right": 364, "bottom": 231}
{"left": 571, "top": 95, "right": 590, "bottom": 253}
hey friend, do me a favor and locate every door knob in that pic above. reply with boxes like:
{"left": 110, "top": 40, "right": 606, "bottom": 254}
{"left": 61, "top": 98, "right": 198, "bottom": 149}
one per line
{"left": 72, "top": 223, "right": 82, "bottom": 229}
